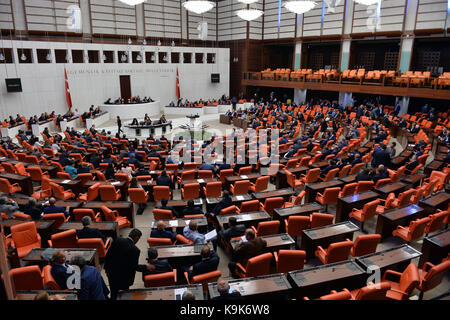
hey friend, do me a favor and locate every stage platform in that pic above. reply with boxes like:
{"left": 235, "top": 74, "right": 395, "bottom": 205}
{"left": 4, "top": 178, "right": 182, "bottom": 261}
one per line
{"left": 99, "top": 101, "right": 160, "bottom": 119}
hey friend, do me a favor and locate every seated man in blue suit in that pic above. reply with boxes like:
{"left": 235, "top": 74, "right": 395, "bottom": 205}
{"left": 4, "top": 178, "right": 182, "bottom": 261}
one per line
{"left": 182, "top": 199, "right": 204, "bottom": 218}
{"left": 136, "top": 247, "right": 173, "bottom": 281}
{"left": 150, "top": 220, "right": 177, "bottom": 243}
{"left": 186, "top": 245, "right": 220, "bottom": 280}
{"left": 156, "top": 170, "right": 173, "bottom": 190}
{"left": 51, "top": 250, "right": 75, "bottom": 290}
{"left": 43, "top": 197, "right": 70, "bottom": 218}
{"left": 77, "top": 216, "right": 107, "bottom": 244}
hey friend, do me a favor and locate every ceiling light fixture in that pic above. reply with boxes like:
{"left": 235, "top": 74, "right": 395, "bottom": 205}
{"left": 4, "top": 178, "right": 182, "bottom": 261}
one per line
{"left": 284, "top": 1, "right": 316, "bottom": 15}
{"left": 236, "top": 8, "right": 264, "bottom": 21}
{"left": 0, "top": 52, "right": 4, "bottom": 61}
{"left": 118, "top": 0, "right": 146, "bottom": 6}
{"left": 46, "top": 52, "right": 52, "bottom": 61}
{"left": 20, "top": 53, "right": 27, "bottom": 61}
{"left": 353, "top": 0, "right": 381, "bottom": 5}
{"left": 182, "top": 1, "right": 215, "bottom": 15}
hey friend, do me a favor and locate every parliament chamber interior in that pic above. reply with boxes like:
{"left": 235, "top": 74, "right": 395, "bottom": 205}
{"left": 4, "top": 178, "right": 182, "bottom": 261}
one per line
{"left": 0, "top": 0, "right": 449, "bottom": 304}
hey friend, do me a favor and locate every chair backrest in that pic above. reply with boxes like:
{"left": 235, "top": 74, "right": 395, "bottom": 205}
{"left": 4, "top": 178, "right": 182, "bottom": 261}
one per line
{"left": 77, "top": 173, "right": 94, "bottom": 184}
{"left": 42, "top": 265, "right": 61, "bottom": 290}
{"left": 352, "top": 234, "right": 381, "bottom": 257}
{"left": 310, "top": 212, "right": 334, "bottom": 228}
{"left": 276, "top": 249, "right": 306, "bottom": 273}
{"left": 114, "top": 173, "right": 130, "bottom": 187}
{"left": 95, "top": 170, "right": 107, "bottom": 181}
{"left": 338, "top": 165, "right": 352, "bottom": 178}
{"left": 204, "top": 182, "right": 222, "bottom": 197}
{"left": 298, "top": 156, "right": 311, "bottom": 167}
{"left": 78, "top": 238, "right": 108, "bottom": 257}
{"left": 232, "top": 180, "right": 250, "bottom": 195}
{"left": 285, "top": 216, "right": 310, "bottom": 237}
{"left": 11, "top": 221, "right": 40, "bottom": 248}
{"left": 9, "top": 265, "right": 43, "bottom": 290}
{"left": 304, "top": 168, "right": 320, "bottom": 183}
{"left": 73, "top": 209, "right": 97, "bottom": 221}
{"left": 421, "top": 260, "right": 450, "bottom": 292}
{"left": 26, "top": 167, "right": 45, "bottom": 181}
{"left": 41, "top": 213, "right": 66, "bottom": 229}
{"left": 198, "top": 170, "right": 213, "bottom": 179}
{"left": 325, "top": 240, "right": 354, "bottom": 264}
{"left": 182, "top": 183, "right": 200, "bottom": 199}
{"left": 320, "top": 187, "right": 341, "bottom": 204}
{"left": 397, "top": 263, "right": 420, "bottom": 297}
{"left": 374, "top": 178, "right": 391, "bottom": 189}
{"left": 397, "top": 189, "right": 416, "bottom": 207}
{"left": 153, "top": 208, "right": 174, "bottom": 220}
{"left": 128, "top": 188, "right": 148, "bottom": 203}
{"left": 407, "top": 217, "right": 432, "bottom": 241}
{"left": 175, "top": 234, "right": 194, "bottom": 245}
{"left": 239, "top": 200, "right": 260, "bottom": 213}
{"left": 147, "top": 237, "right": 172, "bottom": 246}
{"left": 50, "top": 229, "right": 78, "bottom": 248}
{"left": 425, "top": 210, "right": 448, "bottom": 234}
{"left": 181, "top": 170, "right": 196, "bottom": 180}
{"left": 244, "top": 253, "right": 273, "bottom": 277}
{"left": 153, "top": 186, "right": 171, "bottom": 202}
{"left": 191, "top": 270, "right": 222, "bottom": 292}
{"left": 238, "top": 166, "right": 252, "bottom": 175}
{"left": 323, "top": 168, "right": 340, "bottom": 181}
{"left": 356, "top": 181, "right": 374, "bottom": 193}
{"left": 254, "top": 176, "right": 270, "bottom": 192}
{"left": 219, "top": 205, "right": 238, "bottom": 215}
{"left": 0, "top": 178, "right": 13, "bottom": 193}
{"left": 361, "top": 199, "right": 381, "bottom": 220}
{"left": 86, "top": 182, "right": 100, "bottom": 201}
{"left": 2, "top": 162, "right": 17, "bottom": 173}
{"left": 340, "top": 183, "right": 357, "bottom": 197}
{"left": 319, "top": 289, "right": 352, "bottom": 300}
{"left": 350, "top": 163, "right": 365, "bottom": 175}
{"left": 263, "top": 197, "right": 284, "bottom": 215}
{"left": 144, "top": 270, "right": 176, "bottom": 288}
{"left": 56, "top": 172, "right": 72, "bottom": 180}
{"left": 99, "top": 185, "right": 119, "bottom": 201}
{"left": 256, "top": 220, "right": 280, "bottom": 236}
{"left": 355, "top": 282, "right": 391, "bottom": 300}
{"left": 219, "top": 169, "right": 234, "bottom": 183}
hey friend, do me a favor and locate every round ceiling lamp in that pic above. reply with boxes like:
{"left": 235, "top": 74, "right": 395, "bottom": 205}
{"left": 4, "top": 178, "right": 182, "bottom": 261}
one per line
{"left": 0, "top": 53, "right": 5, "bottom": 61}
{"left": 20, "top": 53, "right": 27, "bottom": 61}
{"left": 237, "top": 0, "right": 259, "bottom": 4}
{"left": 284, "top": 1, "right": 316, "bottom": 15}
{"left": 353, "top": 0, "right": 381, "bottom": 5}
{"left": 236, "top": 8, "right": 264, "bottom": 21}
{"left": 182, "top": 1, "right": 215, "bottom": 15}
{"left": 118, "top": 0, "right": 146, "bottom": 6}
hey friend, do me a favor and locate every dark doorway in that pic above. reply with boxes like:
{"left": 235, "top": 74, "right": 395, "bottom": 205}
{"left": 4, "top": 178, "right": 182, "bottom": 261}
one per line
{"left": 120, "top": 75, "right": 131, "bottom": 102}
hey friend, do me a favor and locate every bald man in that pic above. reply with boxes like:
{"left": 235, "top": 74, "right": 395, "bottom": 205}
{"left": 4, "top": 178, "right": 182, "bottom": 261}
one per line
{"left": 150, "top": 220, "right": 177, "bottom": 242}
{"left": 211, "top": 279, "right": 242, "bottom": 300}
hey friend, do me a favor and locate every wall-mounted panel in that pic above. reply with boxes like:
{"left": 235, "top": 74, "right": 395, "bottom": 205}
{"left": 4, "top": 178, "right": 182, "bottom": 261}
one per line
{"left": 415, "top": 0, "right": 447, "bottom": 30}
{"left": 90, "top": 0, "right": 137, "bottom": 36}
{"left": 24, "top": 0, "right": 81, "bottom": 32}
{"left": 144, "top": 0, "right": 181, "bottom": 39}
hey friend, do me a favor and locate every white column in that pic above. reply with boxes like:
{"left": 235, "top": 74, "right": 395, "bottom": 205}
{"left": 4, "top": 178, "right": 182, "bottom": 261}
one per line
{"left": 339, "top": 92, "right": 353, "bottom": 107}
{"left": 294, "top": 41, "right": 302, "bottom": 70}
{"left": 397, "top": 96, "right": 410, "bottom": 116}
{"left": 398, "top": 37, "right": 414, "bottom": 74}
{"left": 340, "top": 39, "right": 351, "bottom": 71}
{"left": 294, "top": 89, "right": 307, "bottom": 104}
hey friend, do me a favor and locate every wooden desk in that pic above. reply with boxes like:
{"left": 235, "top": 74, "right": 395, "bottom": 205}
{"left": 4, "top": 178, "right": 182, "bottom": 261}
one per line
{"left": 288, "top": 260, "right": 366, "bottom": 299}
{"left": 50, "top": 178, "right": 83, "bottom": 195}
{"left": 205, "top": 194, "right": 252, "bottom": 213}
{"left": 0, "top": 173, "right": 33, "bottom": 195}
{"left": 252, "top": 188, "right": 296, "bottom": 203}
{"left": 22, "top": 248, "right": 100, "bottom": 271}
{"left": 301, "top": 221, "right": 359, "bottom": 258}
{"left": 375, "top": 204, "right": 425, "bottom": 239}
{"left": 16, "top": 290, "right": 77, "bottom": 300}
{"left": 208, "top": 274, "right": 291, "bottom": 299}
{"left": 374, "top": 181, "right": 409, "bottom": 198}
{"left": 155, "top": 243, "right": 213, "bottom": 267}
{"left": 83, "top": 201, "right": 134, "bottom": 228}
{"left": 1, "top": 219, "right": 55, "bottom": 247}
{"left": 0, "top": 157, "right": 57, "bottom": 178}
{"left": 418, "top": 192, "right": 450, "bottom": 214}
{"left": 304, "top": 179, "right": 344, "bottom": 203}
{"left": 335, "top": 191, "right": 380, "bottom": 223}
{"left": 424, "top": 160, "right": 444, "bottom": 176}
{"left": 338, "top": 174, "right": 357, "bottom": 184}
{"left": 83, "top": 180, "right": 127, "bottom": 201}
{"left": 418, "top": 229, "right": 450, "bottom": 268}
{"left": 118, "top": 284, "right": 204, "bottom": 300}
{"left": 57, "top": 221, "right": 119, "bottom": 240}
{"left": 356, "top": 244, "right": 422, "bottom": 275}
{"left": 150, "top": 217, "right": 208, "bottom": 234}
{"left": 220, "top": 114, "right": 231, "bottom": 125}
{"left": 310, "top": 161, "right": 329, "bottom": 169}
{"left": 230, "top": 233, "right": 295, "bottom": 253}
{"left": 273, "top": 202, "right": 324, "bottom": 224}
{"left": 156, "top": 199, "right": 203, "bottom": 217}
{"left": 216, "top": 211, "right": 271, "bottom": 229}
{"left": 400, "top": 173, "right": 427, "bottom": 188}
{"left": 276, "top": 166, "right": 308, "bottom": 189}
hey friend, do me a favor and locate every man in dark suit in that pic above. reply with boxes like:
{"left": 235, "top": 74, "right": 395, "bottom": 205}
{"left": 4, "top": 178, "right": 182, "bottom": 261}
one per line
{"left": 50, "top": 250, "right": 75, "bottom": 290}
{"left": 104, "top": 229, "right": 142, "bottom": 300}
{"left": 133, "top": 164, "right": 150, "bottom": 177}
{"left": 207, "top": 191, "right": 232, "bottom": 220}
{"left": 136, "top": 247, "right": 173, "bottom": 281}
{"left": 211, "top": 280, "right": 242, "bottom": 300}
{"left": 218, "top": 216, "right": 246, "bottom": 244}
{"left": 150, "top": 220, "right": 177, "bottom": 242}
{"left": 215, "top": 162, "right": 231, "bottom": 175}
{"left": 372, "top": 164, "right": 389, "bottom": 183}
{"left": 157, "top": 198, "right": 178, "bottom": 218}
{"left": 156, "top": 170, "right": 172, "bottom": 190}
{"left": 71, "top": 255, "right": 109, "bottom": 300}
{"left": 182, "top": 199, "right": 204, "bottom": 217}
{"left": 186, "top": 245, "right": 220, "bottom": 280}
{"left": 405, "top": 154, "right": 420, "bottom": 175}
{"left": 43, "top": 197, "right": 70, "bottom": 218}
{"left": 356, "top": 168, "right": 373, "bottom": 182}
{"left": 372, "top": 144, "right": 391, "bottom": 167}
{"left": 320, "top": 159, "right": 338, "bottom": 178}
{"left": 228, "top": 229, "right": 267, "bottom": 278}
{"left": 77, "top": 216, "right": 107, "bottom": 243}
{"left": 19, "top": 198, "right": 44, "bottom": 220}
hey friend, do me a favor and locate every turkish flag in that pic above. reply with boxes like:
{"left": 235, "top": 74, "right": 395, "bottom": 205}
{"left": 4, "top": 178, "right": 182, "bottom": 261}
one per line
{"left": 176, "top": 67, "right": 180, "bottom": 100}
{"left": 64, "top": 67, "right": 73, "bottom": 110}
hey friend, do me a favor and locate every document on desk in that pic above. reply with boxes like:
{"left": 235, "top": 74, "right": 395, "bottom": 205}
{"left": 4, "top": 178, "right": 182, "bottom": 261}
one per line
{"left": 205, "top": 229, "right": 217, "bottom": 241}
{"left": 197, "top": 179, "right": 205, "bottom": 183}
{"left": 238, "top": 214, "right": 251, "bottom": 221}
{"left": 174, "top": 288, "right": 187, "bottom": 300}
{"left": 235, "top": 195, "right": 245, "bottom": 201}
{"left": 168, "top": 220, "right": 178, "bottom": 227}
{"left": 61, "top": 180, "right": 71, "bottom": 184}
{"left": 111, "top": 181, "right": 121, "bottom": 186}
{"left": 240, "top": 175, "right": 248, "bottom": 179}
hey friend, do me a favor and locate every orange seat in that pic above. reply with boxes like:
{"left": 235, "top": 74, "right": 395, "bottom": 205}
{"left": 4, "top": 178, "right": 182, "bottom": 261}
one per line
{"left": 416, "top": 260, "right": 450, "bottom": 300}
{"left": 48, "top": 229, "right": 78, "bottom": 248}
{"left": 239, "top": 200, "right": 260, "bottom": 213}
{"left": 203, "top": 181, "right": 222, "bottom": 198}
{"left": 375, "top": 193, "right": 396, "bottom": 214}
{"left": 391, "top": 189, "right": 416, "bottom": 208}
{"left": 198, "top": 170, "right": 213, "bottom": 179}
{"left": 9, "top": 265, "right": 44, "bottom": 291}
{"left": 177, "top": 170, "right": 195, "bottom": 185}
{"left": 14, "top": 162, "right": 30, "bottom": 176}
{"left": 41, "top": 213, "right": 69, "bottom": 229}
{"left": 273, "top": 249, "right": 306, "bottom": 273}
{"left": 350, "top": 281, "right": 391, "bottom": 300}
{"left": 98, "top": 185, "right": 121, "bottom": 201}
{"left": 338, "top": 165, "right": 352, "bottom": 178}
{"left": 26, "top": 167, "right": 50, "bottom": 182}
{"left": 78, "top": 182, "right": 100, "bottom": 202}
{"left": 56, "top": 172, "right": 72, "bottom": 180}
{"left": 284, "top": 216, "right": 310, "bottom": 238}
{"left": 77, "top": 173, "right": 94, "bottom": 184}
{"left": 285, "top": 170, "right": 303, "bottom": 189}
{"left": 315, "top": 239, "right": 354, "bottom": 264}
{"left": 238, "top": 166, "right": 252, "bottom": 175}
{"left": 174, "top": 234, "right": 194, "bottom": 245}
{"left": 251, "top": 220, "right": 280, "bottom": 237}
{"left": 425, "top": 209, "right": 449, "bottom": 235}
{"left": 339, "top": 183, "right": 357, "bottom": 197}
{"left": 382, "top": 263, "right": 420, "bottom": 300}
{"left": 392, "top": 216, "right": 431, "bottom": 242}
{"left": 128, "top": 188, "right": 149, "bottom": 204}
{"left": 0, "top": 177, "right": 21, "bottom": 194}
{"left": 219, "top": 205, "right": 239, "bottom": 215}
{"left": 236, "top": 252, "right": 273, "bottom": 278}
{"left": 181, "top": 183, "right": 200, "bottom": 199}
{"left": 8, "top": 221, "right": 41, "bottom": 258}
{"left": 259, "top": 197, "right": 284, "bottom": 216}
{"left": 320, "top": 168, "right": 339, "bottom": 182}
{"left": 350, "top": 234, "right": 381, "bottom": 257}
{"left": 153, "top": 186, "right": 171, "bottom": 202}
{"left": 310, "top": 212, "right": 334, "bottom": 228}
{"left": 114, "top": 173, "right": 130, "bottom": 188}
{"left": 317, "top": 289, "right": 353, "bottom": 300}
{"left": 101, "top": 205, "right": 131, "bottom": 229}
{"left": 355, "top": 181, "right": 374, "bottom": 194}
{"left": 184, "top": 270, "right": 222, "bottom": 293}
{"left": 78, "top": 238, "right": 111, "bottom": 258}
{"left": 230, "top": 180, "right": 250, "bottom": 195}
{"left": 219, "top": 169, "right": 234, "bottom": 183}
{"left": 315, "top": 187, "right": 341, "bottom": 212}
{"left": 349, "top": 199, "right": 380, "bottom": 233}
{"left": 73, "top": 208, "right": 102, "bottom": 222}
{"left": 249, "top": 176, "right": 270, "bottom": 192}
{"left": 300, "top": 168, "right": 320, "bottom": 184}
{"left": 42, "top": 264, "right": 61, "bottom": 290}
{"left": 147, "top": 237, "right": 172, "bottom": 247}
{"left": 144, "top": 269, "right": 177, "bottom": 287}
{"left": 349, "top": 163, "right": 365, "bottom": 175}
{"left": 50, "top": 182, "right": 75, "bottom": 200}
{"left": 153, "top": 208, "right": 175, "bottom": 220}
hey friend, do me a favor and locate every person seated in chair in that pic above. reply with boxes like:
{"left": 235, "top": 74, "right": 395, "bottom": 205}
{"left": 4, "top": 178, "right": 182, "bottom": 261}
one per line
{"left": 217, "top": 216, "right": 246, "bottom": 245}
{"left": 356, "top": 168, "right": 373, "bottom": 182}
{"left": 372, "top": 164, "right": 389, "bottom": 183}
{"left": 182, "top": 199, "right": 204, "bottom": 218}
{"left": 320, "top": 159, "right": 338, "bottom": 179}
{"left": 157, "top": 198, "right": 178, "bottom": 218}
{"left": 156, "top": 170, "right": 172, "bottom": 190}
{"left": 150, "top": 220, "right": 177, "bottom": 243}
{"left": 405, "top": 154, "right": 420, "bottom": 175}
{"left": 211, "top": 279, "right": 242, "bottom": 300}
{"left": 50, "top": 250, "right": 75, "bottom": 290}
{"left": 77, "top": 216, "right": 107, "bottom": 244}
{"left": 136, "top": 247, "right": 173, "bottom": 281}
{"left": 185, "top": 245, "right": 220, "bottom": 280}
{"left": 43, "top": 197, "right": 70, "bottom": 218}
